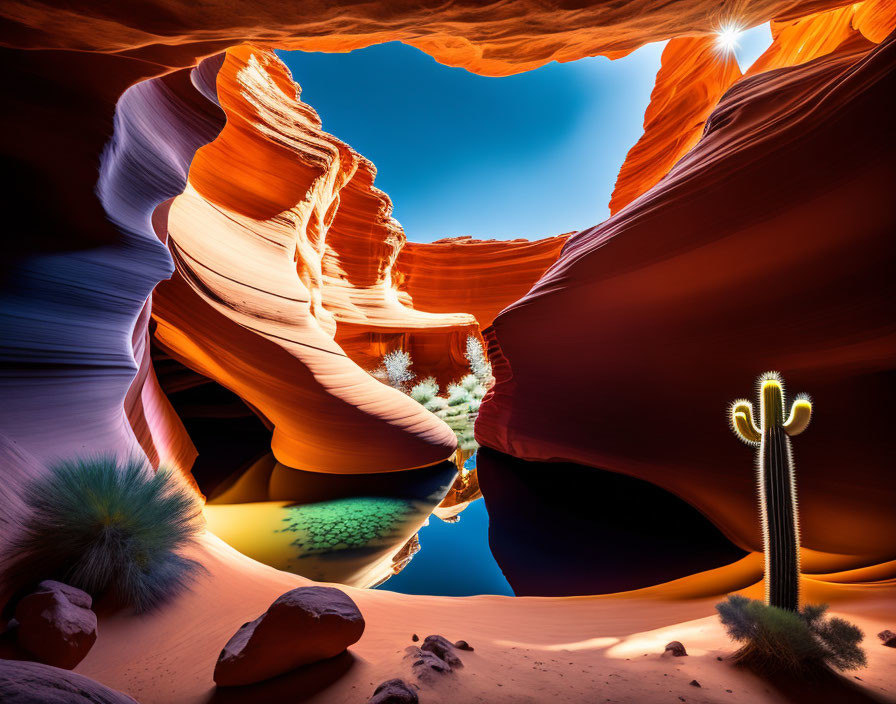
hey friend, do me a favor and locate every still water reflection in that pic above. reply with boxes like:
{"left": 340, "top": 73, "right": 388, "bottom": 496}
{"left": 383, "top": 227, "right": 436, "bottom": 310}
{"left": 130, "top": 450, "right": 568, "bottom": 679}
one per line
{"left": 203, "top": 454, "right": 511, "bottom": 594}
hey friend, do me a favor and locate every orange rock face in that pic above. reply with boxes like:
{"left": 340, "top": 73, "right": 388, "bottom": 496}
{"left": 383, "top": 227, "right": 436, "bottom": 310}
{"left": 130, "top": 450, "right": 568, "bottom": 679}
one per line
{"left": 2, "top": 0, "right": 892, "bottom": 599}
{"left": 395, "top": 236, "right": 570, "bottom": 329}
{"left": 609, "top": 37, "right": 741, "bottom": 215}
{"left": 154, "top": 46, "right": 469, "bottom": 473}
{"left": 0, "top": 0, "right": 851, "bottom": 76}
{"left": 610, "top": 0, "right": 896, "bottom": 220}
{"left": 149, "top": 46, "right": 567, "bottom": 474}
{"left": 477, "top": 33, "right": 896, "bottom": 574}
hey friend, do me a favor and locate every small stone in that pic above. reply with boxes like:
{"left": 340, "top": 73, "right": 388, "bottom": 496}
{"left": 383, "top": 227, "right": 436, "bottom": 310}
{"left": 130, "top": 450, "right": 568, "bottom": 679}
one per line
{"left": 689, "top": 680, "right": 701, "bottom": 687}
{"left": 411, "top": 634, "right": 419, "bottom": 642}
{"left": 454, "top": 640, "right": 474, "bottom": 651}
{"left": 14, "top": 580, "right": 97, "bottom": 670}
{"left": 403, "top": 646, "right": 452, "bottom": 681}
{"left": 878, "top": 630, "right": 896, "bottom": 647}
{"left": 369, "top": 678, "right": 418, "bottom": 704}
{"left": 421, "top": 634, "right": 463, "bottom": 668}
{"left": 664, "top": 641, "right": 688, "bottom": 657}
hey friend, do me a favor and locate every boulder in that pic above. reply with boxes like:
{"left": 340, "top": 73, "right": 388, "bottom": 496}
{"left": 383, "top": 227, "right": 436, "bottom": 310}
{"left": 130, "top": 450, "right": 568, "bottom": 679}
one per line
{"left": 878, "top": 630, "right": 896, "bottom": 647}
{"left": 421, "top": 634, "right": 463, "bottom": 668}
{"left": 369, "top": 678, "right": 419, "bottom": 704}
{"left": 213, "top": 586, "right": 364, "bottom": 687}
{"left": 454, "top": 640, "right": 474, "bottom": 651}
{"left": 14, "top": 581, "right": 97, "bottom": 669}
{"left": 664, "top": 641, "right": 688, "bottom": 657}
{"left": 0, "top": 659, "right": 137, "bottom": 703}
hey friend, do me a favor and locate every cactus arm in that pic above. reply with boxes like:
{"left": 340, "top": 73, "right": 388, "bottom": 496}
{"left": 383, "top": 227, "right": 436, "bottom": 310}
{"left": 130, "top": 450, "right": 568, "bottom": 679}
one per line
{"left": 784, "top": 397, "right": 812, "bottom": 437}
{"left": 730, "top": 400, "right": 761, "bottom": 444}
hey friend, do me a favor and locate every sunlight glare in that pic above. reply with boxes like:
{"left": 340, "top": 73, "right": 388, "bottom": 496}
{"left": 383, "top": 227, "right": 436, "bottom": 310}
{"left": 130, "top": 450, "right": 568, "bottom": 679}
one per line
{"left": 715, "top": 23, "right": 742, "bottom": 55}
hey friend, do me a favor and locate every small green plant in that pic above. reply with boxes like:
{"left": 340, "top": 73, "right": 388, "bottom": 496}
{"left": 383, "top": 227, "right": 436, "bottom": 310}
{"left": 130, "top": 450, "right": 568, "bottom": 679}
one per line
{"left": 730, "top": 372, "right": 811, "bottom": 611}
{"left": 377, "top": 337, "right": 490, "bottom": 465}
{"left": 5, "top": 456, "right": 202, "bottom": 612}
{"left": 716, "top": 595, "right": 866, "bottom": 673}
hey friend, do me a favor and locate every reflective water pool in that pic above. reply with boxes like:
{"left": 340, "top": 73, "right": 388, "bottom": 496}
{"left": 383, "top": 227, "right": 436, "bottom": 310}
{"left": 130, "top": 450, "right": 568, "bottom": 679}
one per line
{"left": 203, "top": 454, "right": 512, "bottom": 595}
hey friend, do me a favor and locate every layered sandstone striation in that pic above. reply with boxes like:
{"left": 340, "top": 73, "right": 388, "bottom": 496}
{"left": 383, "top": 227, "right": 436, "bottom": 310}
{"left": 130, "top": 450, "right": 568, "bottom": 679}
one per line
{"left": 153, "top": 46, "right": 467, "bottom": 473}
{"left": 478, "top": 32, "right": 896, "bottom": 577}
{"left": 2, "top": 0, "right": 893, "bottom": 598}
{"left": 609, "top": 36, "right": 741, "bottom": 214}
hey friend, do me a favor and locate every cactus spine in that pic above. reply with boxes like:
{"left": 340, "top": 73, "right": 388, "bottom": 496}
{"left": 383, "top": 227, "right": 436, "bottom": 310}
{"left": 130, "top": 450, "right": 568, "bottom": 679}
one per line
{"left": 729, "top": 372, "right": 812, "bottom": 612}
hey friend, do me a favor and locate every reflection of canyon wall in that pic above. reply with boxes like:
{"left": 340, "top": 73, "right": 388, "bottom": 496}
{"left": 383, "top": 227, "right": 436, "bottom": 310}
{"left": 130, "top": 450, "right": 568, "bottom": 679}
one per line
{"left": 477, "top": 30, "right": 896, "bottom": 586}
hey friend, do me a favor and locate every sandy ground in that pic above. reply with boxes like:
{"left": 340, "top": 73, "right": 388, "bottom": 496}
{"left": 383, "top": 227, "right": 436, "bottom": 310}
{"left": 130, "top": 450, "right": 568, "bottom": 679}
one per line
{"left": 75, "top": 534, "right": 896, "bottom": 704}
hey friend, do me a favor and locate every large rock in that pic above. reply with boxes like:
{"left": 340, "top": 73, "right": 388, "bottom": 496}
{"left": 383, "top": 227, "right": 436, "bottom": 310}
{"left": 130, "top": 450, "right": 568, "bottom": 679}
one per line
{"left": 14, "top": 581, "right": 98, "bottom": 670}
{"left": 213, "top": 586, "right": 364, "bottom": 687}
{"left": 0, "top": 659, "right": 137, "bottom": 703}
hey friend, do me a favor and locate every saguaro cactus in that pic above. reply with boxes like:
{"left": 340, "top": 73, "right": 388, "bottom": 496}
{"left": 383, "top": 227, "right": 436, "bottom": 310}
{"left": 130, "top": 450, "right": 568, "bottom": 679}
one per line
{"left": 729, "top": 372, "right": 812, "bottom": 612}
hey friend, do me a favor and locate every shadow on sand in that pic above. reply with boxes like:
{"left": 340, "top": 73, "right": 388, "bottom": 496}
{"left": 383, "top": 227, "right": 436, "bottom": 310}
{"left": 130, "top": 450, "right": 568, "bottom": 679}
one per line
{"left": 753, "top": 664, "right": 890, "bottom": 704}
{"left": 205, "top": 650, "right": 357, "bottom": 704}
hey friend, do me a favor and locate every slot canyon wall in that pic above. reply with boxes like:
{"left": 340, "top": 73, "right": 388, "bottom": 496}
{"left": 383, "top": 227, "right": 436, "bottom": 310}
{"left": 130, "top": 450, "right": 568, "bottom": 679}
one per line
{"left": 478, "top": 11, "right": 896, "bottom": 592}
{"left": 1, "top": 0, "right": 894, "bottom": 594}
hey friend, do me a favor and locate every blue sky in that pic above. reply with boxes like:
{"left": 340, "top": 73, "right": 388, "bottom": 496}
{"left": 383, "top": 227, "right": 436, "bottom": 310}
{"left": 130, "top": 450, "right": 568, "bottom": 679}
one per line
{"left": 277, "top": 26, "right": 770, "bottom": 243}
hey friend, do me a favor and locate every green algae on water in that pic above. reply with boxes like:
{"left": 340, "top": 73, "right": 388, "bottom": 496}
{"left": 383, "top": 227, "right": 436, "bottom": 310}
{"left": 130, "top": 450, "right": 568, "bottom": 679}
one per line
{"left": 277, "top": 497, "right": 416, "bottom": 554}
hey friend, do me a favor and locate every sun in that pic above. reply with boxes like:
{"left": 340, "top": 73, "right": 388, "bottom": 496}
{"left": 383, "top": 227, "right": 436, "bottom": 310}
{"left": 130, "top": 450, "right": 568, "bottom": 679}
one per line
{"left": 715, "top": 23, "right": 742, "bottom": 54}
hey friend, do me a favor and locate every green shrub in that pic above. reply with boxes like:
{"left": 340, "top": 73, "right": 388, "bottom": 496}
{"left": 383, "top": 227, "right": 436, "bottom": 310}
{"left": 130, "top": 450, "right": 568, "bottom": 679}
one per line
{"left": 716, "top": 595, "right": 866, "bottom": 673}
{"left": 6, "top": 456, "right": 202, "bottom": 612}
{"left": 373, "top": 338, "right": 491, "bottom": 460}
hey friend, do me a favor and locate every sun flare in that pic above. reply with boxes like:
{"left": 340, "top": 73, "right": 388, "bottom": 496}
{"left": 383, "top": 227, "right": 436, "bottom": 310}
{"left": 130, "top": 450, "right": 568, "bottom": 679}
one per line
{"left": 715, "top": 23, "right": 743, "bottom": 54}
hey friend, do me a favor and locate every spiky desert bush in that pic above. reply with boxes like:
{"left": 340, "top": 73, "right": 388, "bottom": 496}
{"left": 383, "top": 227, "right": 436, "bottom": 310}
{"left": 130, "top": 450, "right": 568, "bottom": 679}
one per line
{"left": 374, "top": 350, "right": 415, "bottom": 391}
{"left": 465, "top": 336, "right": 492, "bottom": 386}
{"left": 716, "top": 595, "right": 866, "bottom": 673}
{"left": 376, "top": 349, "right": 489, "bottom": 461}
{"left": 5, "top": 456, "right": 202, "bottom": 612}
{"left": 410, "top": 377, "right": 439, "bottom": 404}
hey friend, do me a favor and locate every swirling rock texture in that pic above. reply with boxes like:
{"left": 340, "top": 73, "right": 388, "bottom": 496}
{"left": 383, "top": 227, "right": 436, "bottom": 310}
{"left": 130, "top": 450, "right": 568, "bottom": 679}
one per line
{"left": 152, "top": 45, "right": 464, "bottom": 474}
{"left": 609, "top": 37, "right": 741, "bottom": 215}
{"left": 478, "top": 28, "right": 896, "bottom": 594}
{"left": 0, "top": 0, "right": 892, "bottom": 612}
{"left": 611, "top": 1, "right": 896, "bottom": 216}
{"left": 395, "top": 236, "right": 570, "bottom": 330}
{"left": 2, "top": 1, "right": 896, "bottom": 702}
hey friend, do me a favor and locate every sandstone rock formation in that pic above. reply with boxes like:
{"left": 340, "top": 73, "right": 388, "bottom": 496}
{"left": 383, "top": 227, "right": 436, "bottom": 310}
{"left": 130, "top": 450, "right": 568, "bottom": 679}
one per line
{"left": 213, "top": 586, "right": 365, "bottom": 686}
{"left": 0, "top": 659, "right": 138, "bottom": 704}
{"left": 609, "top": 36, "right": 741, "bottom": 214}
{"left": 477, "top": 30, "right": 896, "bottom": 583}
{"left": 13, "top": 581, "right": 98, "bottom": 670}
{"left": 1, "top": 0, "right": 893, "bottom": 603}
